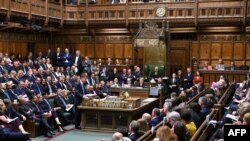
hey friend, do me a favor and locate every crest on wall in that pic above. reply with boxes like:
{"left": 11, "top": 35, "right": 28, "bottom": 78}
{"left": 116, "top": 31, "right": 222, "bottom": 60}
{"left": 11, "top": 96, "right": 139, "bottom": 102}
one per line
{"left": 134, "top": 22, "right": 166, "bottom": 47}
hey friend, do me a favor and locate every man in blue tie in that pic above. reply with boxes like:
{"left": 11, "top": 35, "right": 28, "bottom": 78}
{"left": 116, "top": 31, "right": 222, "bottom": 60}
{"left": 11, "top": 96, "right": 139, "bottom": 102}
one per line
{"left": 31, "top": 77, "right": 44, "bottom": 95}
{"left": 0, "top": 83, "right": 12, "bottom": 101}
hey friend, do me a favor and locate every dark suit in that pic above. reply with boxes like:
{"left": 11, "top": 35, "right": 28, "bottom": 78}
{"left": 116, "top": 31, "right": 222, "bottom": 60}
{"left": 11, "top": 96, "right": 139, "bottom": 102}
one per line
{"left": 119, "top": 72, "right": 128, "bottom": 84}
{"left": 0, "top": 89, "right": 12, "bottom": 101}
{"left": 30, "top": 83, "right": 44, "bottom": 95}
{"left": 55, "top": 52, "right": 63, "bottom": 67}
{"left": 0, "top": 65, "right": 7, "bottom": 73}
{"left": 0, "top": 126, "right": 30, "bottom": 141}
{"left": 226, "top": 65, "right": 238, "bottom": 71}
{"left": 76, "top": 81, "right": 86, "bottom": 96}
{"left": 169, "top": 77, "right": 180, "bottom": 93}
{"left": 73, "top": 55, "right": 83, "bottom": 75}
{"left": 149, "top": 116, "right": 161, "bottom": 127}
{"left": 19, "top": 102, "right": 52, "bottom": 135}
{"left": 149, "top": 71, "right": 162, "bottom": 81}
{"left": 24, "top": 74, "right": 36, "bottom": 82}
{"left": 5, "top": 89, "right": 18, "bottom": 102}
{"left": 183, "top": 73, "right": 194, "bottom": 90}
{"left": 5, "top": 107, "right": 23, "bottom": 120}
{"left": 239, "top": 65, "right": 249, "bottom": 70}
{"left": 128, "top": 132, "right": 140, "bottom": 141}
{"left": 56, "top": 82, "right": 68, "bottom": 90}
{"left": 86, "top": 77, "right": 96, "bottom": 86}
{"left": 43, "top": 82, "right": 56, "bottom": 95}
{"left": 74, "top": 89, "right": 85, "bottom": 128}
{"left": 109, "top": 72, "right": 120, "bottom": 81}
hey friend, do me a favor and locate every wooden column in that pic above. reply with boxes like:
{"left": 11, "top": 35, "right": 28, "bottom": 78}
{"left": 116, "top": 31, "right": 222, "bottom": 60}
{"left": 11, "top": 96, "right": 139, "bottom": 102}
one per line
{"left": 28, "top": 0, "right": 31, "bottom": 20}
{"left": 45, "top": 0, "right": 48, "bottom": 25}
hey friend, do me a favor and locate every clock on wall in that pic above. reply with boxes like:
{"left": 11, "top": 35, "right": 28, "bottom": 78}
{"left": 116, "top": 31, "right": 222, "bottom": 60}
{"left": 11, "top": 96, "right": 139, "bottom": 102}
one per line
{"left": 156, "top": 7, "right": 166, "bottom": 17}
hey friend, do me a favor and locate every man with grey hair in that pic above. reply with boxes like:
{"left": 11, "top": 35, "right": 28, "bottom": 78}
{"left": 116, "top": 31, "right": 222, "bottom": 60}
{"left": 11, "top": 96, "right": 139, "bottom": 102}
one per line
{"left": 198, "top": 96, "right": 210, "bottom": 121}
{"left": 166, "top": 111, "right": 181, "bottom": 127}
{"left": 112, "top": 132, "right": 123, "bottom": 141}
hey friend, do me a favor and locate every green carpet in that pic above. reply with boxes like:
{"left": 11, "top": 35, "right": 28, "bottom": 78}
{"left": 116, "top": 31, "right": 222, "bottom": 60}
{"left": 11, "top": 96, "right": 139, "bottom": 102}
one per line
{"left": 32, "top": 125, "right": 112, "bottom": 141}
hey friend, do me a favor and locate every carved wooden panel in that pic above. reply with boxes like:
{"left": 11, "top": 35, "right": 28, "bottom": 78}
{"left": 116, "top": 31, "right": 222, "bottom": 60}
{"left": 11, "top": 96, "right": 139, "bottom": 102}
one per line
{"left": 124, "top": 44, "right": 133, "bottom": 58}
{"left": 95, "top": 44, "right": 105, "bottom": 58}
{"left": 246, "top": 43, "right": 250, "bottom": 60}
{"left": 35, "top": 43, "right": 49, "bottom": 53}
{"left": 233, "top": 42, "right": 243, "bottom": 60}
{"left": 211, "top": 43, "right": 221, "bottom": 59}
{"left": 0, "top": 42, "right": 10, "bottom": 54}
{"left": 86, "top": 44, "right": 94, "bottom": 58}
{"left": 105, "top": 44, "right": 114, "bottom": 58}
{"left": 114, "top": 44, "right": 123, "bottom": 58}
{"left": 191, "top": 43, "right": 199, "bottom": 59}
{"left": 137, "top": 47, "right": 144, "bottom": 59}
{"left": 222, "top": 43, "right": 233, "bottom": 59}
{"left": 75, "top": 44, "right": 86, "bottom": 57}
{"left": 200, "top": 43, "right": 210, "bottom": 59}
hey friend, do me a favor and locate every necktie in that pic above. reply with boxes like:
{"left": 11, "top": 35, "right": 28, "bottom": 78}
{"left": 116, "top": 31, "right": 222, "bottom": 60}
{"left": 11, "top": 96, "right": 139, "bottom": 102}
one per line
{"left": 37, "top": 84, "right": 41, "bottom": 95}
{"left": 23, "top": 67, "right": 26, "bottom": 74}
{"left": 48, "top": 83, "right": 52, "bottom": 94}
{"left": 59, "top": 96, "right": 67, "bottom": 107}
{"left": 52, "top": 73, "right": 57, "bottom": 81}
{"left": 3, "top": 90, "right": 10, "bottom": 100}
{"left": 34, "top": 103, "right": 40, "bottom": 112}
{"left": 60, "top": 83, "right": 63, "bottom": 89}
{"left": 63, "top": 83, "right": 68, "bottom": 90}
{"left": 81, "top": 82, "right": 84, "bottom": 94}
{"left": 45, "top": 99, "right": 51, "bottom": 110}
{"left": 75, "top": 56, "right": 78, "bottom": 65}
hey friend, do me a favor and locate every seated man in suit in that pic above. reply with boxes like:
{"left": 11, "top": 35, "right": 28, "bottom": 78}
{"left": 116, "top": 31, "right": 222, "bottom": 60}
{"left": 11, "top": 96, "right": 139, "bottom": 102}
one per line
{"left": 18, "top": 95, "right": 54, "bottom": 137}
{"left": 128, "top": 120, "right": 140, "bottom": 141}
{"left": 226, "top": 61, "right": 238, "bottom": 71}
{"left": 149, "top": 108, "right": 161, "bottom": 127}
{"left": 239, "top": 60, "right": 249, "bottom": 70}
{"left": 54, "top": 89, "right": 75, "bottom": 117}
{"left": 37, "top": 95, "right": 66, "bottom": 132}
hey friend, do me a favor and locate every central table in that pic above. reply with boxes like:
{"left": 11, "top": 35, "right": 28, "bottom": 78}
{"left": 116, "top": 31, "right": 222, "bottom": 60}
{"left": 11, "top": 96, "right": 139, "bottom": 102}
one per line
{"left": 78, "top": 98, "right": 159, "bottom": 132}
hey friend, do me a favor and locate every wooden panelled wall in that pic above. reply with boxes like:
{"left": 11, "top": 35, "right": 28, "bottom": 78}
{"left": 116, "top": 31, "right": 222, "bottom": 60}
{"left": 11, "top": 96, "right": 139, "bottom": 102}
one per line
{"left": 0, "top": 32, "right": 139, "bottom": 64}
{"left": 191, "top": 35, "right": 250, "bottom": 69}
{"left": 1, "top": 32, "right": 250, "bottom": 72}
{"left": 0, "top": 32, "right": 49, "bottom": 57}
{"left": 53, "top": 35, "right": 141, "bottom": 64}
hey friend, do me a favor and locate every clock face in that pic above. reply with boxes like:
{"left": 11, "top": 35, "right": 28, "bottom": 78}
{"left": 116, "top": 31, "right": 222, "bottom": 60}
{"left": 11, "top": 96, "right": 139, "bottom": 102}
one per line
{"left": 156, "top": 7, "right": 166, "bottom": 17}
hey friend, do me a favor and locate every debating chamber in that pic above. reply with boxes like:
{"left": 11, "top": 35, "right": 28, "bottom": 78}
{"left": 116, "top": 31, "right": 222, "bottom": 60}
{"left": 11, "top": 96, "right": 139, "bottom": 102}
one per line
{"left": 1, "top": 0, "right": 250, "bottom": 141}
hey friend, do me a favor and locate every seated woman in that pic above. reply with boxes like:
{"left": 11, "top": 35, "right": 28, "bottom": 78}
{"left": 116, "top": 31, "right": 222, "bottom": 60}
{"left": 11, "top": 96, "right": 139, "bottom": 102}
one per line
{"left": 0, "top": 99, "right": 29, "bottom": 134}
{"left": 193, "top": 71, "right": 203, "bottom": 91}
